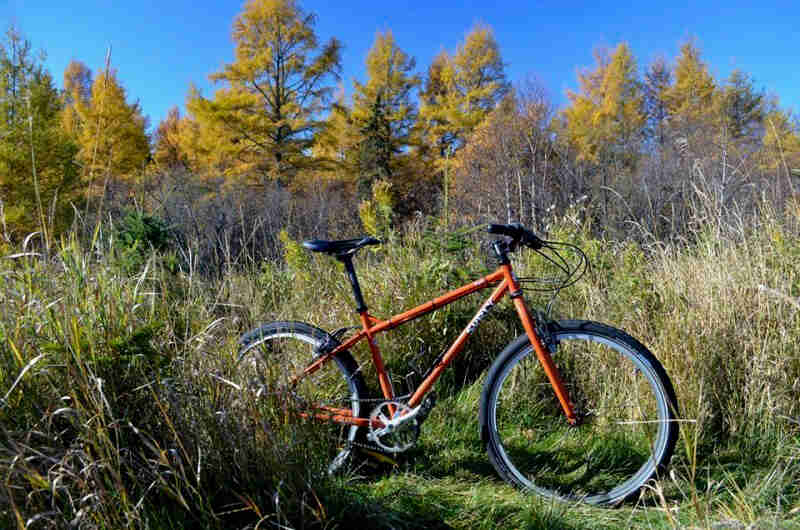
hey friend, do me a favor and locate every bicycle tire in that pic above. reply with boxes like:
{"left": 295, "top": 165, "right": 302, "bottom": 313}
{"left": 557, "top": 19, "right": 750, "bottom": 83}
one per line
{"left": 238, "top": 321, "right": 367, "bottom": 472}
{"left": 479, "top": 320, "right": 678, "bottom": 505}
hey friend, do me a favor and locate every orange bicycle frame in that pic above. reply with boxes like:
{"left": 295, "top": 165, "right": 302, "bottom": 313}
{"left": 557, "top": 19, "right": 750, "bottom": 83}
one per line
{"left": 299, "top": 262, "right": 577, "bottom": 427}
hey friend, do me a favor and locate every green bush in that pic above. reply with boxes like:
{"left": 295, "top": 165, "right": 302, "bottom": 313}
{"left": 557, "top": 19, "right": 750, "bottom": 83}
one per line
{"left": 113, "top": 210, "right": 174, "bottom": 272}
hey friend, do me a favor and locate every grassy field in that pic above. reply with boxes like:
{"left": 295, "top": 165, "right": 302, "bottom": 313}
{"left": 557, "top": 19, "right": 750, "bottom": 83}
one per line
{"left": 2, "top": 211, "right": 800, "bottom": 529}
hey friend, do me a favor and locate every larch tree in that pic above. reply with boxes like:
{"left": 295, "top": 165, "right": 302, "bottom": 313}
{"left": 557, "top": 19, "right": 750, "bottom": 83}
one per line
{"left": 418, "top": 51, "right": 451, "bottom": 158}
{"left": 761, "top": 107, "right": 800, "bottom": 176}
{"left": 563, "top": 43, "right": 645, "bottom": 168}
{"left": 61, "top": 59, "right": 92, "bottom": 139}
{"left": 562, "top": 43, "right": 645, "bottom": 220}
{"left": 187, "top": 0, "right": 342, "bottom": 185}
{"left": 74, "top": 67, "right": 150, "bottom": 184}
{"left": 564, "top": 43, "right": 645, "bottom": 166}
{"left": 419, "top": 23, "right": 509, "bottom": 167}
{"left": 0, "top": 28, "right": 79, "bottom": 241}
{"left": 312, "top": 92, "right": 360, "bottom": 184}
{"left": 153, "top": 106, "right": 190, "bottom": 171}
{"left": 663, "top": 40, "right": 715, "bottom": 145}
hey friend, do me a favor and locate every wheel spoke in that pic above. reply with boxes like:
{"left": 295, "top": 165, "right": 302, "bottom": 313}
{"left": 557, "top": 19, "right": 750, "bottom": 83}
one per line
{"left": 483, "top": 321, "right": 677, "bottom": 504}
{"left": 237, "top": 323, "right": 366, "bottom": 473}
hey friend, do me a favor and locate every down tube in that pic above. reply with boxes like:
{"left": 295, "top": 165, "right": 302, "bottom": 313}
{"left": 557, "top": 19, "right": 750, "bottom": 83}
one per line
{"left": 407, "top": 280, "right": 509, "bottom": 408}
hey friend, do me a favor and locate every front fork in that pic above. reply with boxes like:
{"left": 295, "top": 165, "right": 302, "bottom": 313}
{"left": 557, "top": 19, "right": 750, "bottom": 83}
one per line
{"left": 501, "top": 264, "right": 577, "bottom": 425}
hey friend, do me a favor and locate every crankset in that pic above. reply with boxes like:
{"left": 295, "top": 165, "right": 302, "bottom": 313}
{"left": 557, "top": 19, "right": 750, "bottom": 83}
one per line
{"left": 366, "top": 400, "right": 421, "bottom": 453}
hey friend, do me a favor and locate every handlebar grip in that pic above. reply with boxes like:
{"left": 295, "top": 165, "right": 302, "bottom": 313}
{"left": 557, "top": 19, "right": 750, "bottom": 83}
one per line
{"left": 486, "top": 223, "right": 544, "bottom": 250}
{"left": 487, "top": 223, "right": 509, "bottom": 235}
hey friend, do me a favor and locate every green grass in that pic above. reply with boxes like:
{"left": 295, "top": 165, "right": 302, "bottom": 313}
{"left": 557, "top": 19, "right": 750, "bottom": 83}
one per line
{"left": 2, "top": 213, "right": 800, "bottom": 528}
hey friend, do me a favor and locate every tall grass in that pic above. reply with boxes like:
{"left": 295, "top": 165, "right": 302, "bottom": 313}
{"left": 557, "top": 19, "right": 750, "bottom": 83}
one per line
{"left": 2, "top": 207, "right": 799, "bottom": 528}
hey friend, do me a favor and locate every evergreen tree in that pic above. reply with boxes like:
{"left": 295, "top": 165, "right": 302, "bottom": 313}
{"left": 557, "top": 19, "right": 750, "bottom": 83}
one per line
{"left": 643, "top": 57, "right": 672, "bottom": 148}
{"left": 715, "top": 69, "right": 764, "bottom": 140}
{"left": 350, "top": 30, "right": 420, "bottom": 199}
{"left": 357, "top": 94, "right": 393, "bottom": 198}
{"left": 352, "top": 31, "right": 420, "bottom": 154}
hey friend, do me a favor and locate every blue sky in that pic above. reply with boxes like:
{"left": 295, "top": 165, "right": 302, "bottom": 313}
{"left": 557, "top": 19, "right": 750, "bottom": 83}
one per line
{"left": 3, "top": 0, "right": 798, "bottom": 132}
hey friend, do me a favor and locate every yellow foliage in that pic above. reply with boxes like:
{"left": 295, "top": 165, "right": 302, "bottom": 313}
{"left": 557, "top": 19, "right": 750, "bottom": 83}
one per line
{"left": 352, "top": 30, "right": 420, "bottom": 137}
{"left": 278, "top": 229, "right": 310, "bottom": 273}
{"left": 562, "top": 43, "right": 644, "bottom": 166}
{"left": 664, "top": 40, "right": 715, "bottom": 134}
{"left": 419, "top": 23, "right": 508, "bottom": 167}
{"left": 72, "top": 68, "right": 150, "bottom": 181}
{"left": 359, "top": 179, "right": 393, "bottom": 236}
{"left": 761, "top": 109, "right": 800, "bottom": 173}
{"left": 186, "top": 0, "right": 342, "bottom": 185}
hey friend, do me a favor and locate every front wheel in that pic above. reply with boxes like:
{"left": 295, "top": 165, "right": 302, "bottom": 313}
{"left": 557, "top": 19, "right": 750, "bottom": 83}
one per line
{"left": 480, "top": 320, "right": 678, "bottom": 505}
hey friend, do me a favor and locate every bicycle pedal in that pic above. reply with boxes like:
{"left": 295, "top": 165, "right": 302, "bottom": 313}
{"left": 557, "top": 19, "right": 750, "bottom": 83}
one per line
{"left": 357, "top": 447, "right": 399, "bottom": 467}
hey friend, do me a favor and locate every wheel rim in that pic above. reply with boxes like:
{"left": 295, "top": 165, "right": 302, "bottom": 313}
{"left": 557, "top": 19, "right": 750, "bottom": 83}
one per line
{"left": 239, "top": 330, "right": 361, "bottom": 466}
{"left": 490, "top": 331, "right": 671, "bottom": 503}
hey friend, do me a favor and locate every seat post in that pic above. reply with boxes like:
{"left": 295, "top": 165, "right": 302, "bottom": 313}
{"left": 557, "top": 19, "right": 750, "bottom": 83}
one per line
{"left": 337, "top": 254, "right": 368, "bottom": 313}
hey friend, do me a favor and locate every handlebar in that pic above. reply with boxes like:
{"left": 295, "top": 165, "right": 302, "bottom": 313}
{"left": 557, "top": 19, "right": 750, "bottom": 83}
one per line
{"left": 486, "top": 223, "right": 544, "bottom": 250}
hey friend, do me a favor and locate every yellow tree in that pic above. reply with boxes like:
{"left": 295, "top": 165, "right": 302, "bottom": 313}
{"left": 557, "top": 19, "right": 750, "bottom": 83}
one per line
{"left": 562, "top": 43, "right": 645, "bottom": 220}
{"left": 188, "top": 0, "right": 341, "bottom": 185}
{"left": 72, "top": 67, "right": 150, "bottom": 183}
{"left": 664, "top": 40, "right": 715, "bottom": 143}
{"left": 563, "top": 43, "right": 645, "bottom": 167}
{"left": 312, "top": 92, "right": 359, "bottom": 183}
{"left": 61, "top": 59, "right": 92, "bottom": 139}
{"left": 419, "top": 23, "right": 508, "bottom": 165}
{"left": 761, "top": 108, "right": 800, "bottom": 175}
{"left": 152, "top": 106, "right": 190, "bottom": 171}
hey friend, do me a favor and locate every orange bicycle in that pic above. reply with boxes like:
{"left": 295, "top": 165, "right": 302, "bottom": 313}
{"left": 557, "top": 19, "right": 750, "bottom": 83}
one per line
{"left": 238, "top": 223, "right": 678, "bottom": 505}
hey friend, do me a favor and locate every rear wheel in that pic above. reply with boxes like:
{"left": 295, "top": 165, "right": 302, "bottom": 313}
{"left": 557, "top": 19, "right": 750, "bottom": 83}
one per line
{"left": 238, "top": 321, "right": 366, "bottom": 472}
{"left": 480, "top": 320, "right": 678, "bottom": 504}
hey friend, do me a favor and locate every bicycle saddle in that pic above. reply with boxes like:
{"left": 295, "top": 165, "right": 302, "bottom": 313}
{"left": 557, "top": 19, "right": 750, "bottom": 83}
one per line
{"left": 302, "top": 236, "right": 381, "bottom": 257}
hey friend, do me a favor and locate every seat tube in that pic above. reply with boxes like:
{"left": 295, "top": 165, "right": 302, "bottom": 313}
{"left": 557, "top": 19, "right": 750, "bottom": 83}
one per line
{"left": 339, "top": 254, "right": 394, "bottom": 400}
{"left": 360, "top": 312, "right": 394, "bottom": 400}
{"left": 501, "top": 264, "right": 577, "bottom": 425}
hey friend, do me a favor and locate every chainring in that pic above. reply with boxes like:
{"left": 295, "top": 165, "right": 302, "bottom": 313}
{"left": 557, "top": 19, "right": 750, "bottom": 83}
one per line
{"left": 367, "top": 401, "right": 420, "bottom": 453}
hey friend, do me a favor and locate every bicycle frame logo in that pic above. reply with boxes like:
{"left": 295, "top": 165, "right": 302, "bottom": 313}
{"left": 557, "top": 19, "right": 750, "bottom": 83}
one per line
{"left": 466, "top": 299, "right": 494, "bottom": 335}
